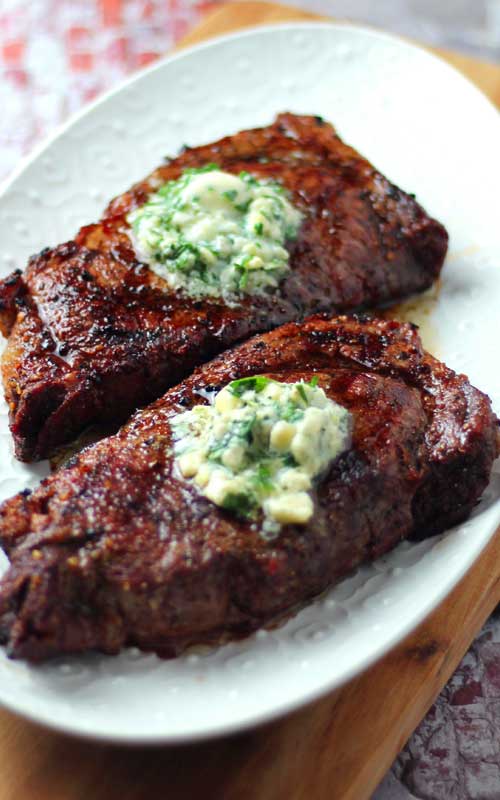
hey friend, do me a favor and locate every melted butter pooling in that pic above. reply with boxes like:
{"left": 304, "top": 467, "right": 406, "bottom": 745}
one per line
{"left": 171, "top": 376, "right": 352, "bottom": 534}
{"left": 127, "top": 165, "right": 303, "bottom": 303}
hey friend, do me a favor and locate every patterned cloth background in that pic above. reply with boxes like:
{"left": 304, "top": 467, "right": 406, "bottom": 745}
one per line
{"left": 1, "top": 2, "right": 500, "bottom": 799}
{"left": 1, "top": 0, "right": 499, "bottom": 181}
{"left": 0, "top": 0, "right": 218, "bottom": 180}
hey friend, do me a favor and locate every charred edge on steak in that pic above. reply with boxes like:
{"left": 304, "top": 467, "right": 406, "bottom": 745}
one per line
{"left": 0, "top": 114, "right": 448, "bottom": 463}
{"left": 0, "top": 315, "right": 496, "bottom": 662}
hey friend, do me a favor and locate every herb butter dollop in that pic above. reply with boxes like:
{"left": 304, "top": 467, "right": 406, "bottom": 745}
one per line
{"left": 171, "top": 376, "right": 352, "bottom": 531}
{"left": 127, "top": 165, "right": 303, "bottom": 302}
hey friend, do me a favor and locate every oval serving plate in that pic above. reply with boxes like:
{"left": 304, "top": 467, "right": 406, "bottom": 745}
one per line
{"left": 0, "top": 22, "right": 499, "bottom": 744}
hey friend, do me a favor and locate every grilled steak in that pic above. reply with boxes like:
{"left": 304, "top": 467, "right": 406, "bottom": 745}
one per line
{"left": 0, "top": 315, "right": 497, "bottom": 662}
{"left": 0, "top": 113, "right": 448, "bottom": 462}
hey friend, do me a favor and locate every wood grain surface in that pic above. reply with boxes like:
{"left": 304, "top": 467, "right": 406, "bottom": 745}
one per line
{"left": 1, "top": 4, "right": 499, "bottom": 799}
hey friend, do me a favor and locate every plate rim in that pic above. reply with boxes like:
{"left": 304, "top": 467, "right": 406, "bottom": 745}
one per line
{"left": 2, "top": 19, "right": 499, "bottom": 203}
{"left": 0, "top": 19, "right": 499, "bottom": 744}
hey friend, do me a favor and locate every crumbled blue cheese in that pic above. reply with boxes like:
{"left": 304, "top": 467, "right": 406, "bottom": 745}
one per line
{"left": 126, "top": 165, "right": 302, "bottom": 302}
{"left": 170, "top": 376, "right": 352, "bottom": 530}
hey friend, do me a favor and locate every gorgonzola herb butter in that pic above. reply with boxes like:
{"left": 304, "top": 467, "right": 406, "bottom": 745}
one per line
{"left": 171, "top": 376, "right": 352, "bottom": 531}
{"left": 126, "top": 165, "right": 303, "bottom": 301}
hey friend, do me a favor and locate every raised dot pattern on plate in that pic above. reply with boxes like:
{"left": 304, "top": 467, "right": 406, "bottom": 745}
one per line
{"left": 0, "top": 23, "right": 498, "bottom": 743}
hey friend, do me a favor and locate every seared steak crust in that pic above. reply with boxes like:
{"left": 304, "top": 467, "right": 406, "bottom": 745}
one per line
{"left": 0, "top": 114, "right": 448, "bottom": 461}
{"left": 0, "top": 315, "right": 496, "bottom": 662}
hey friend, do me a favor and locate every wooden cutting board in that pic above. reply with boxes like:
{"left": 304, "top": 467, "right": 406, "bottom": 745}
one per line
{"left": 1, "top": 4, "right": 499, "bottom": 800}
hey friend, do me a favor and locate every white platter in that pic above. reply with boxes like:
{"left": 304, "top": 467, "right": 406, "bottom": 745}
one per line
{"left": 0, "top": 22, "right": 499, "bottom": 744}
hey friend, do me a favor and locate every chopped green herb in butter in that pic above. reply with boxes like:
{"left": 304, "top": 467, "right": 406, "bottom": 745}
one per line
{"left": 170, "top": 376, "right": 352, "bottom": 533}
{"left": 126, "top": 165, "right": 302, "bottom": 302}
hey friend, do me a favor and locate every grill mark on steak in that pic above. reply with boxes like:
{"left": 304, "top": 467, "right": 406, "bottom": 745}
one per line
{"left": 0, "top": 315, "right": 497, "bottom": 662}
{"left": 0, "top": 114, "right": 448, "bottom": 462}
